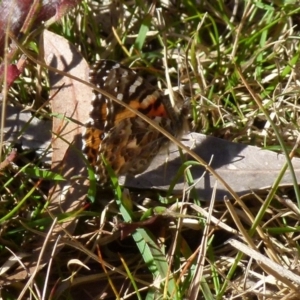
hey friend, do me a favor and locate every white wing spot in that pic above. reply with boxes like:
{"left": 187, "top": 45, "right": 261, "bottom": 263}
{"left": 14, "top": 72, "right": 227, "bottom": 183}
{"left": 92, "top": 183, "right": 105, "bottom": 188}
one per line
{"left": 91, "top": 94, "right": 97, "bottom": 101}
{"left": 129, "top": 77, "right": 143, "bottom": 95}
{"left": 85, "top": 118, "right": 95, "bottom": 126}
{"left": 112, "top": 63, "right": 121, "bottom": 69}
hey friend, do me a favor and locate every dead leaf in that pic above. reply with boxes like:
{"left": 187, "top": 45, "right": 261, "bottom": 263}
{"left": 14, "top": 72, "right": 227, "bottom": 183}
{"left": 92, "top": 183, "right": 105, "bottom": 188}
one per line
{"left": 42, "top": 28, "right": 92, "bottom": 211}
{"left": 42, "top": 29, "right": 92, "bottom": 240}
{"left": 0, "top": 0, "right": 81, "bottom": 58}
{"left": 122, "top": 132, "right": 300, "bottom": 200}
{"left": 5, "top": 29, "right": 93, "bottom": 281}
{"left": 1, "top": 104, "right": 51, "bottom": 156}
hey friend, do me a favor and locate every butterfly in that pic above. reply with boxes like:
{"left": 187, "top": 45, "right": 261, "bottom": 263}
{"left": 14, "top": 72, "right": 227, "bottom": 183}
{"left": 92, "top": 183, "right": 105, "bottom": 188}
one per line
{"left": 82, "top": 60, "right": 185, "bottom": 185}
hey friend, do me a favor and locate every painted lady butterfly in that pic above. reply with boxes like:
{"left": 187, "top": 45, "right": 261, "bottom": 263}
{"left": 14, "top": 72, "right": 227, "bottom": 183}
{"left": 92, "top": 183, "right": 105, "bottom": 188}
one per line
{"left": 82, "top": 60, "right": 185, "bottom": 185}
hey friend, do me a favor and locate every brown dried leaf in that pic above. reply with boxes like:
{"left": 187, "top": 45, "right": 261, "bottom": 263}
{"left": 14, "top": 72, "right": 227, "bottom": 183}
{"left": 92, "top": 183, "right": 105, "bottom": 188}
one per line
{"left": 0, "top": 0, "right": 82, "bottom": 58}
{"left": 6, "top": 29, "right": 93, "bottom": 282}
{"left": 122, "top": 132, "right": 300, "bottom": 200}
{"left": 42, "top": 28, "right": 91, "bottom": 223}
